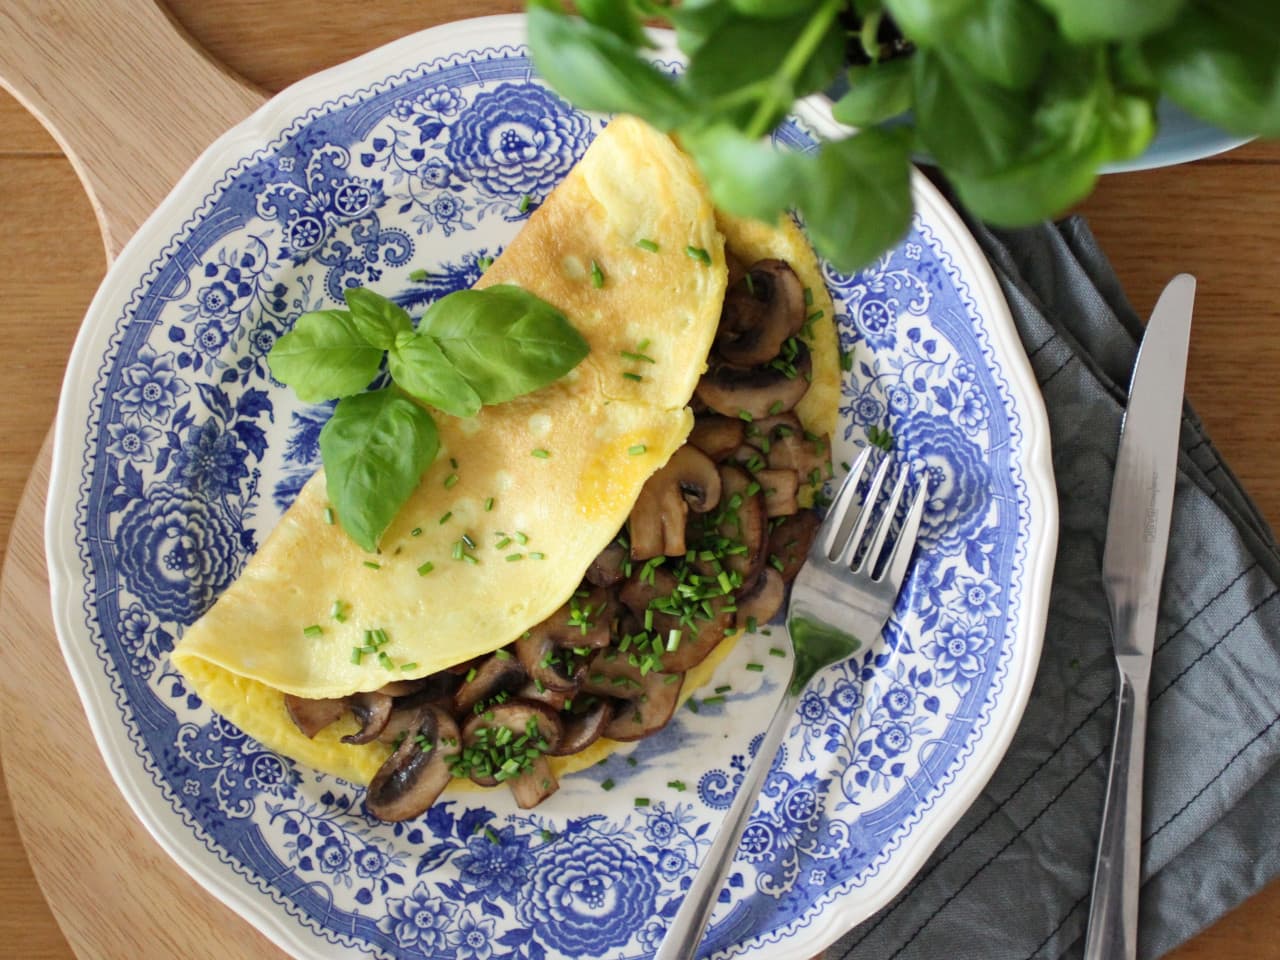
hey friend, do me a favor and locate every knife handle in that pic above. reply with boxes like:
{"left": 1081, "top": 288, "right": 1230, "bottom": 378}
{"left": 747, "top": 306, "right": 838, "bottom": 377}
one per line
{"left": 1084, "top": 665, "right": 1150, "bottom": 960}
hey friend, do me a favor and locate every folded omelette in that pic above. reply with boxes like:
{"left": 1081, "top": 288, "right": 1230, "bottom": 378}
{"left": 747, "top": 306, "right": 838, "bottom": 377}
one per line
{"left": 172, "top": 115, "right": 839, "bottom": 784}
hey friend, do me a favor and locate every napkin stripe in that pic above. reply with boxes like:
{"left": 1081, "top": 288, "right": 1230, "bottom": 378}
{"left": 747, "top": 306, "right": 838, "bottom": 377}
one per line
{"left": 836, "top": 564, "right": 1261, "bottom": 958}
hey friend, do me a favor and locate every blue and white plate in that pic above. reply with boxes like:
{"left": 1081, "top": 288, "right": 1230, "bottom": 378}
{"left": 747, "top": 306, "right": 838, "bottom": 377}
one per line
{"left": 47, "top": 15, "right": 1056, "bottom": 960}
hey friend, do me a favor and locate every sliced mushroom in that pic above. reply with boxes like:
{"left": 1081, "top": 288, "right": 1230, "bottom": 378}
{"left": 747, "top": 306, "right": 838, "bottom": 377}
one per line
{"left": 603, "top": 671, "right": 683, "bottom": 741}
{"left": 660, "top": 598, "right": 733, "bottom": 672}
{"left": 725, "top": 248, "right": 747, "bottom": 290}
{"left": 756, "top": 468, "right": 800, "bottom": 518}
{"left": 735, "top": 567, "right": 786, "bottom": 627}
{"left": 628, "top": 445, "right": 723, "bottom": 560}
{"left": 768, "top": 429, "right": 831, "bottom": 484}
{"left": 516, "top": 629, "right": 585, "bottom": 694}
{"left": 365, "top": 706, "right": 459, "bottom": 821}
{"left": 767, "top": 510, "right": 820, "bottom": 583}
{"left": 694, "top": 339, "right": 812, "bottom": 420}
{"left": 715, "top": 260, "right": 807, "bottom": 366}
{"left": 453, "top": 652, "right": 526, "bottom": 714}
{"left": 284, "top": 695, "right": 349, "bottom": 738}
{"left": 459, "top": 700, "right": 563, "bottom": 788}
{"left": 581, "top": 646, "right": 650, "bottom": 698}
{"left": 341, "top": 690, "right": 394, "bottom": 745}
{"left": 547, "top": 698, "right": 614, "bottom": 756}
{"left": 715, "top": 464, "right": 768, "bottom": 582}
{"left": 585, "top": 539, "right": 628, "bottom": 587}
{"left": 744, "top": 413, "right": 803, "bottom": 450}
{"left": 689, "top": 416, "right": 746, "bottom": 462}
{"left": 618, "top": 567, "right": 678, "bottom": 619}
{"left": 516, "top": 678, "right": 571, "bottom": 712}
{"left": 725, "top": 444, "right": 769, "bottom": 472}
{"left": 375, "top": 678, "right": 430, "bottom": 698}
{"left": 509, "top": 756, "right": 559, "bottom": 809}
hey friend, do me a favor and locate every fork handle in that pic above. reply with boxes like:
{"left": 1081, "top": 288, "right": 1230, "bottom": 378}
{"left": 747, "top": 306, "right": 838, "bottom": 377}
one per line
{"left": 1083, "top": 664, "right": 1150, "bottom": 960}
{"left": 654, "top": 686, "right": 800, "bottom": 960}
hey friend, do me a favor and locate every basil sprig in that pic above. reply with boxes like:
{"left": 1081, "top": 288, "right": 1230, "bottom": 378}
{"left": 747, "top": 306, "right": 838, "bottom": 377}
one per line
{"left": 269, "top": 285, "right": 588, "bottom": 552}
{"left": 527, "top": 0, "right": 1279, "bottom": 273}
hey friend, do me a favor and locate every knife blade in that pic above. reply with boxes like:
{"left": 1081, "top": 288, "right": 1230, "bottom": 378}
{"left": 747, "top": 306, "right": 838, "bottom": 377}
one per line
{"left": 1084, "top": 273, "right": 1195, "bottom": 960}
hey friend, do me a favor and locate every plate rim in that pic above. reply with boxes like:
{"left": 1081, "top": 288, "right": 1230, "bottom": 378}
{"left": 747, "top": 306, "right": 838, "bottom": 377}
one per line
{"left": 45, "top": 13, "right": 1058, "bottom": 960}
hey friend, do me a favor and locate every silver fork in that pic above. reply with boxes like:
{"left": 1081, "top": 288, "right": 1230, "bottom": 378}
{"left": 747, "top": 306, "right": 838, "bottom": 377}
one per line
{"left": 654, "top": 446, "right": 928, "bottom": 960}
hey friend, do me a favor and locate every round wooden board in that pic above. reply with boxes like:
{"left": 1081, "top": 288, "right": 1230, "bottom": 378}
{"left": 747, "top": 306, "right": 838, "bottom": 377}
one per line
{"left": 3, "top": 3, "right": 1280, "bottom": 959}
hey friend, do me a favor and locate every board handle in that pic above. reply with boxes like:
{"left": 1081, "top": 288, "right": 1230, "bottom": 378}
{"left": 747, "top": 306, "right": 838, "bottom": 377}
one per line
{"left": 0, "top": 0, "right": 266, "bottom": 259}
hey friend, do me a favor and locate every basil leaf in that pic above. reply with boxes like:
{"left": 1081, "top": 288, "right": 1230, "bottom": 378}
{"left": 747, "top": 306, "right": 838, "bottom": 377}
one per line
{"left": 343, "top": 287, "right": 413, "bottom": 350}
{"left": 727, "top": 0, "right": 823, "bottom": 21}
{"left": 319, "top": 389, "right": 439, "bottom": 552}
{"left": 1037, "top": 0, "right": 1185, "bottom": 43}
{"left": 1142, "top": 0, "right": 1280, "bottom": 138}
{"left": 681, "top": 124, "right": 800, "bottom": 222}
{"left": 945, "top": 0, "right": 1055, "bottom": 90}
{"left": 527, "top": 2, "right": 692, "bottom": 129}
{"left": 417, "top": 285, "right": 590, "bottom": 404}
{"left": 793, "top": 128, "right": 914, "bottom": 274}
{"left": 950, "top": 149, "right": 1100, "bottom": 226}
{"left": 388, "top": 331, "right": 483, "bottom": 419}
{"left": 267, "top": 310, "right": 384, "bottom": 403}
{"left": 833, "top": 60, "right": 914, "bottom": 126}
{"left": 884, "top": 0, "right": 975, "bottom": 47}
{"left": 575, "top": 0, "right": 653, "bottom": 48}
{"left": 912, "top": 48, "right": 1032, "bottom": 174}
{"left": 669, "top": 0, "right": 734, "bottom": 58}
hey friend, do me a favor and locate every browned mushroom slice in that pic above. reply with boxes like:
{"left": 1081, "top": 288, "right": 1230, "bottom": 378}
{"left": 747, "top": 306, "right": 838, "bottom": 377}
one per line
{"left": 516, "top": 630, "right": 585, "bottom": 694}
{"left": 725, "top": 444, "right": 769, "bottom": 472}
{"left": 284, "top": 695, "right": 349, "bottom": 738}
{"left": 453, "top": 652, "right": 526, "bottom": 714}
{"left": 603, "top": 671, "right": 683, "bottom": 741}
{"left": 768, "top": 510, "right": 820, "bottom": 583}
{"left": 341, "top": 690, "right": 395, "bottom": 745}
{"left": 716, "top": 464, "right": 768, "bottom": 582}
{"left": 375, "top": 678, "right": 430, "bottom": 698}
{"left": 516, "top": 678, "right": 570, "bottom": 712}
{"left": 365, "top": 706, "right": 460, "bottom": 821}
{"left": 628, "top": 445, "right": 722, "bottom": 560}
{"left": 715, "top": 260, "right": 807, "bottom": 366}
{"left": 508, "top": 756, "right": 559, "bottom": 809}
{"left": 618, "top": 567, "right": 678, "bottom": 619}
{"left": 735, "top": 567, "right": 786, "bottom": 627}
{"left": 581, "top": 647, "right": 650, "bottom": 698}
{"left": 756, "top": 468, "right": 800, "bottom": 518}
{"left": 768, "top": 429, "right": 831, "bottom": 484}
{"left": 744, "top": 413, "right": 803, "bottom": 450}
{"left": 585, "top": 539, "right": 628, "bottom": 587}
{"left": 694, "top": 340, "right": 812, "bottom": 420}
{"left": 459, "top": 700, "right": 564, "bottom": 788}
{"left": 660, "top": 598, "right": 733, "bottom": 672}
{"left": 547, "top": 699, "right": 614, "bottom": 756}
{"left": 689, "top": 416, "right": 746, "bottom": 462}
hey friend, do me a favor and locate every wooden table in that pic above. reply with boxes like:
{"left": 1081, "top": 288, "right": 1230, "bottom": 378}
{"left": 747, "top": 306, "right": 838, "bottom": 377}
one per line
{"left": 1, "top": 2, "right": 1278, "bottom": 957}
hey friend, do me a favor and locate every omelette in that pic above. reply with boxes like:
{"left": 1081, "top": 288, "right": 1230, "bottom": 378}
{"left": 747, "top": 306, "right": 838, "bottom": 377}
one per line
{"left": 172, "top": 115, "right": 839, "bottom": 791}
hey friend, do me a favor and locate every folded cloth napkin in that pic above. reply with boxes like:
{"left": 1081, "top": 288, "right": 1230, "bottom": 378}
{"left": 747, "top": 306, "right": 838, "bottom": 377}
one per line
{"left": 831, "top": 216, "right": 1280, "bottom": 960}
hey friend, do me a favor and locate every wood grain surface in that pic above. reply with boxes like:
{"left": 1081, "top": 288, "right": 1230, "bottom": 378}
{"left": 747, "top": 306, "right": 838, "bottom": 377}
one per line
{"left": 1, "top": 2, "right": 1278, "bottom": 958}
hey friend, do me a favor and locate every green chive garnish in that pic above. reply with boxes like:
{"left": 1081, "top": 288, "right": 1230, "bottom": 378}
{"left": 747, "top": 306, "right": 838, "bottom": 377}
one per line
{"left": 439, "top": 511, "right": 453, "bottom": 524}
{"left": 668, "top": 780, "right": 686, "bottom": 791}
{"left": 601, "top": 778, "right": 615, "bottom": 791}
{"left": 519, "top": 195, "right": 532, "bottom": 213}
{"left": 411, "top": 526, "right": 423, "bottom": 537}
{"left": 769, "top": 647, "right": 786, "bottom": 657}
{"left": 634, "top": 797, "right": 650, "bottom": 807}
{"left": 417, "top": 562, "right": 434, "bottom": 576}
{"left": 444, "top": 473, "right": 459, "bottom": 489}
{"left": 738, "top": 410, "right": 753, "bottom": 422}
{"left": 702, "top": 695, "right": 725, "bottom": 706}
{"left": 463, "top": 554, "right": 479, "bottom": 565}
{"left": 628, "top": 444, "right": 647, "bottom": 456}
{"left": 715, "top": 684, "right": 732, "bottom": 693}
{"left": 506, "top": 553, "right": 524, "bottom": 561}
{"left": 804, "top": 286, "right": 814, "bottom": 306}
{"left": 400, "top": 662, "right": 418, "bottom": 671}
{"left": 484, "top": 497, "right": 495, "bottom": 512}
{"left": 840, "top": 350, "right": 854, "bottom": 372}
{"left": 350, "top": 647, "right": 363, "bottom": 664}
{"left": 409, "top": 268, "right": 430, "bottom": 282}
{"left": 590, "top": 259, "right": 605, "bottom": 288}
{"left": 746, "top": 662, "right": 765, "bottom": 672}
{"left": 514, "top": 532, "right": 529, "bottom": 545}
{"left": 363, "top": 561, "right": 381, "bottom": 570}
{"left": 532, "top": 448, "right": 550, "bottom": 459}
{"left": 685, "top": 245, "right": 711, "bottom": 264}
{"left": 377, "top": 651, "right": 394, "bottom": 670}
{"left": 623, "top": 372, "right": 643, "bottom": 382}
{"left": 636, "top": 238, "right": 659, "bottom": 252}
{"left": 461, "top": 533, "right": 476, "bottom": 549}
{"left": 620, "top": 350, "right": 657, "bottom": 364}
{"left": 529, "top": 552, "right": 546, "bottom": 560}
{"left": 303, "top": 625, "right": 322, "bottom": 639}
{"left": 323, "top": 507, "right": 334, "bottom": 525}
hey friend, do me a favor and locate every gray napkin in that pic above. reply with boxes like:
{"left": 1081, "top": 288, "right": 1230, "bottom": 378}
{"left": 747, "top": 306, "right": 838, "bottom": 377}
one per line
{"left": 831, "top": 217, "right": 1280, "bottom": 960}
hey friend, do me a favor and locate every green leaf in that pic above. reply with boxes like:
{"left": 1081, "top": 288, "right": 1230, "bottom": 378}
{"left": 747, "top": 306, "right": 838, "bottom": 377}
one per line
{"left": 387, "top": 331, "right": 482, "bottom": 419}
{"left": 950, "top": 149, "right": 1100, "bottom": 225}
{"left": 945, "top": 0, "right": 1054, "bottom": 90}
{"left": 320, "top": 389, "right": 440, "bottom": 552}
{"left": 267, "top": 310, "right": 383, "bottom": 403}
{"left": 681, "top": 124, "right": 800, "bottom": 221}
{"left": 883, "top": 0, "right": 975, "bottom": 47}
{"left": 527, "top": 2, "right": 692, "bottom": 129}
{"left": 912, "top": 49, "right": 1032, "bottom": 174}
{"left": 1037, "top": 0, "right": 1185, "bottom": 42}
{"left": 1142, "top": 0, "right": 1280, "bottom": 138}
{"left": 575, "top": 0, "right": 652, "bottom": 48}
{"left": 417, "top": 285, "right": 590, "bottom": 404}
{"left": 727, "top": 0, "right": 823, "bottom": 20}
{"left": 669, "top": 0, "right": 733, "bottom": 59}
{"left": 832, "top": 59, "right": 914, "bottom": 126}
{"left": 342, "top": 287, "right": 412, "bottom": 350}
{"left": 793, "top": 128, "right": 914, "bottom": 274}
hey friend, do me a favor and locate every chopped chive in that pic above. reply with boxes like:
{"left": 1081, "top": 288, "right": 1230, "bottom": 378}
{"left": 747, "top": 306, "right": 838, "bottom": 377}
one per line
{"left": 747, "top": 616, "right": 759, "bottom": 633}
{"left": 303, "top": 624, "right": 323, "bottom": 639}
{"left": 506, "top": 553, "right": 524, "bottom": 561}
{"left": 715, "top": 684, "right": 732, "bottom": 693}
{"left": 496, "top": 536, "right": 513, "bottom": 549}
{"left": 363, "top": 561, "right": 381, "bottom": 570}
{"left": 417, "top": 561, "right": 434, "bottom": 576}
{"left": 485, "top": 828, "right": 499, "bottom": 844}
{"left": 400, "top": 662, "right": 419, "bottom": 671}
{"left": 738, "top": 410, "right": 753, "bottom": 422}
{"left": 444, "top": 473, "right": 459, "bottom": 489}
{"left": 638, "top": 337, "right": 651, "bottom": 350}
{"left": 514, "top": 531, "right": 529, "bottom": 545}
{"left": 768, "top": 400, "right": 785, "bottom": 415}
{"left": 622, "top": 372, "right": 644, "bottom": 382}
{"left": 668, "top": 779, "right": 686, "bottom": 791}
{"left": 478, "top": 255, "right": 494, "bottom": 271}
{"left": 686, "top": 699, "right": 700, "bottom": 713}
{"left": 411, "top": 526, "right": 423, "bottom": 537}
{"left": 626, "top": 756, "right": 638, "bottom": 767}
{"left": 541, "top": 828, "right": 556, "bottom": 841}
{"left": 450, "top": 458, "right": 458, "bottom": 470}
{"left": 463, "top": 553, "right": 479, "bottom": 565}
{"left": 601, "top": 778, "right": 616, "bottom": 791}
{"left": 702, "top": 695, "right": 725, "bottom": 706}
{"left": 439, "top": 511, "right": 453, "bottom": 524}
{"left": 664, "top": 673, "right": 680, "bottom": 685}
{"left": 634, "top": 797, "right": 650, "bottom": 807}
{"left": 590, "top": 259, "right": 605, "bottom": 288}
{"left": 323, "top": 507, "right": 335, "bottom": 525}
{"left": 531, "top": 448, "right": 550, "bottom": 459}
{"left": 807, "top": 309, "right": 825, "bottom": 323}
{"left": 494, "top": 649, "right": 512, "bottom": 661}
{"left": 377, "top": 651, "right": 394, "bottom": 670}
{"left": 804, "top": 286, "right": 814, "bottom": 306}
{"left": 409, "top": 268, "right": 431, "bottom": 282}
{"left": 636, "top": 238, "right": 659, "bottom": 252}
{"left": 840, "top": 350, "right": 854, "bottom": 373}
{"left": 529, "top": 552, "right": 546, "bottom": 560}
{"left": 628, "top": 444, "right": 647, "bottom": 456}
{"left": 466, "top": 667, "right": 478, "bottom": 682}
{"left": 330, "top": 600, "right": 344, "bottom": 619}
{"left": 519, "top": 195, "right": 532, "bottom": 213}
{"left": 452, "top": 542, "right": 464, "bottom": 560}
{"left": 461, "top": 533, "right": 476, "bottom": 549}
{"left": 746, "top": 662, "right": 765, "bottom": 672}
{"left": 744, "top": 272, "right": 756, "bottom": 296}
{"left": 769, "top": 647, "right": 786, "bottom": 657}
{"left": 484, "top": 497, "right": 495, "bottom": 512}
{"left": 685, "top": 245, "right": 711, "bottom": 265}
{"left": 620, "top": 350, "right": 657, "bottom": 364}
{"left": 350, "top": 647, "right": 363, "bottom": 664}
{"left": 667, "top": 628, "right": 681, "bottom": 652}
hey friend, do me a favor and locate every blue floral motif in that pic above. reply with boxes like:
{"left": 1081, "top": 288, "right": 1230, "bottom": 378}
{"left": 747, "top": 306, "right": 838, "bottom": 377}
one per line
{"left": 454, "top": 909, "right": 496, "bottom": 960}
{"left": 316, "top": 837, "right": 351, "bottom": 874}
{"left": 894, "top": 411, "right": 992, "bottom": 552}
{"left": 112, "top": 345, "right": 190, "bottom": 423}
{"left": 170, "top": 419, "right": 250, "bottom": 499}
{"left": 952, "top": 575, "right": 1002, "bottom": 619}
{"left": 926, "top": 618, "right": 994, "bottom": 692}
{"left": 116, "top": 483, "right": 242, "bottom": 623}
{"left": 453, "top": 824, "right": 533, "bottom": 902}
{"left": 445, "top": 84, "right": 592, "bottom": 201}
{"left": 518, "top": 833, "right": 658, "bottom": 956}
{"left": 378, "top": 884, "right": 458, "bottom": 953}
{"left": 106, "top": 422, "right": 162, "bottom": 463}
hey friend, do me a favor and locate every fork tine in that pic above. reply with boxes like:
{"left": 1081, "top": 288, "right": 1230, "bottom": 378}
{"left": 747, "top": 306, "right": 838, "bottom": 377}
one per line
{"left": 835, "top": 454, "right": 893, "bottom": 568}
{"left": 819, "top": 446, "right": 872, "bottom": 559}
{"left": 857, "top": 467, "right": 909, "bottom": 575}
{"left": 881, "top": 480, "right": 928, "bottom": 587}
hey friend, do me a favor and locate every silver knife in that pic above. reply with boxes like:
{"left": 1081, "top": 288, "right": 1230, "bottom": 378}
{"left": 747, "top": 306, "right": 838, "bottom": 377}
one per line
{"left": 1084, "top": 274, "right": 1195, "bottom": 960}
